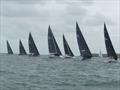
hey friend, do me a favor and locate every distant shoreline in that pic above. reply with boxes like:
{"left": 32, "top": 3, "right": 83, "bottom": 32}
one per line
{"left": 0, "top": 53, "right": 120, "bottom": 58}
{"left": 92, "top": 53, "right": 120, "bottom": 58}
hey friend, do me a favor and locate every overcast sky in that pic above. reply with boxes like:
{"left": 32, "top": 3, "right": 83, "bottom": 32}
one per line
{"left": 0, "top": 0, "right": 120, "bottom": 55}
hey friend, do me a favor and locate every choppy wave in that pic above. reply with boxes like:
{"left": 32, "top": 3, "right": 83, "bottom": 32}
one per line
{"left": 83, "top": 80, "right": 120, "bottom": 87}
{"left": 0, "top": 54, "right": 120, "bottom": 90}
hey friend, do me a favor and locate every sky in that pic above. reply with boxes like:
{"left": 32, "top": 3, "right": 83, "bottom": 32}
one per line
{"left": 0, "top": 0, "right": 120, "bottom": 55}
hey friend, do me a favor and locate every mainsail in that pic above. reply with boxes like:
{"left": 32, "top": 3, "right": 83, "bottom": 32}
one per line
{"left": 63, "top": 34, "right": 74, "bottom": 57}
{"left": 104, "top": 23, "right": 117, "bottom": 60}
{"left": 76, "top": 22, "right": 92, "bottom": 59}
{"left": 48, "top": 26, "right": 62, "bottom": 56}
{"left": 7, "top": 40, "right": 13, "bottom": 54}
{"left": 19, "top": 40, "right": 27, "bottom": 55}
{"left": 28, "top": 32, "right": 40, "bottom": 56}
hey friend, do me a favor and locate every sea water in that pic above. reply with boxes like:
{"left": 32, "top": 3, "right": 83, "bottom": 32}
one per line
{"left": 0, "top": 54, "right": 120, "bottom": 90}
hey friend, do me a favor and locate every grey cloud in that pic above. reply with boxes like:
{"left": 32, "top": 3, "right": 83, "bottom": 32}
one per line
{"left": 0, "top": 3, "right": 50, "bottom": 17}
{"left": 83, "top": 13, "right": 114, "bottom": 26}
{"left": 52, "top": 0, "right": 93, "bottom": 32}
{"left": 81, "top": 0, "right": 94, "bottom": 5}
{"left": 55, "top": 0, "right": 94, "bottom": 6}
{"left": 56, "top": 5, "right": 88, "bottom": 32}
{"left": 66, "top": 6, "right": 87, "bottom": 16}
{"left": 0, "top": 0, "right": 91, "bottom": 19}
{"left": 0, "top": 0, "right": 49, "bottom": 5}
{"left": 1, "top": 0, "right": 119, "bottom": 54}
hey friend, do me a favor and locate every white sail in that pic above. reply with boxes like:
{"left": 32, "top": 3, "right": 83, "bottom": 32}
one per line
{"left": 98, "top": 50, "right": 103, "bottom": 57}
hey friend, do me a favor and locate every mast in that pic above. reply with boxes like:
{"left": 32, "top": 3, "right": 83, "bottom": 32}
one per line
{"left": 28, "top": 32, "right": 40, "bottom": 56}
{"left": 63, "top": 34, "right": 74, "bottom": 56}
{"left": 76, "top": 22, "right": 92, "bottom": 59}
{"left": 48, "top": 26, "right": 62, "bottom": 56}
{"left": 7, "top": 40, "right": 13, "bottom": 54}
{"left": 19, "top": 40, "right": 27, "bottom": 55}
{"left": 104, "top": 23, "right": 117, "bottom": 60}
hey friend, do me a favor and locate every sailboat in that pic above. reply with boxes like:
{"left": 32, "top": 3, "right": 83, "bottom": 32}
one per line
{"left": 7, "top": 40, "right": 13, "bottom": 54}
{"left": 104, "top": 23, "right": 118, "bottom": 61}
{"left": 98, "top": 50, "right": 103, "bottom": 57}
{"left": 48, "top": 26, "right": 62, "bottom": 57}
{"left": 28, "top": 32, "right": 40, "bottom": 56}
{"left": 63, "top": 34, "right": 74, "bottom": 58}
{"left": 76, "top": 22, "right": 92, "bottom": 60}
{"left": 19, "top": 40, "right": 27, "bottom": 55}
